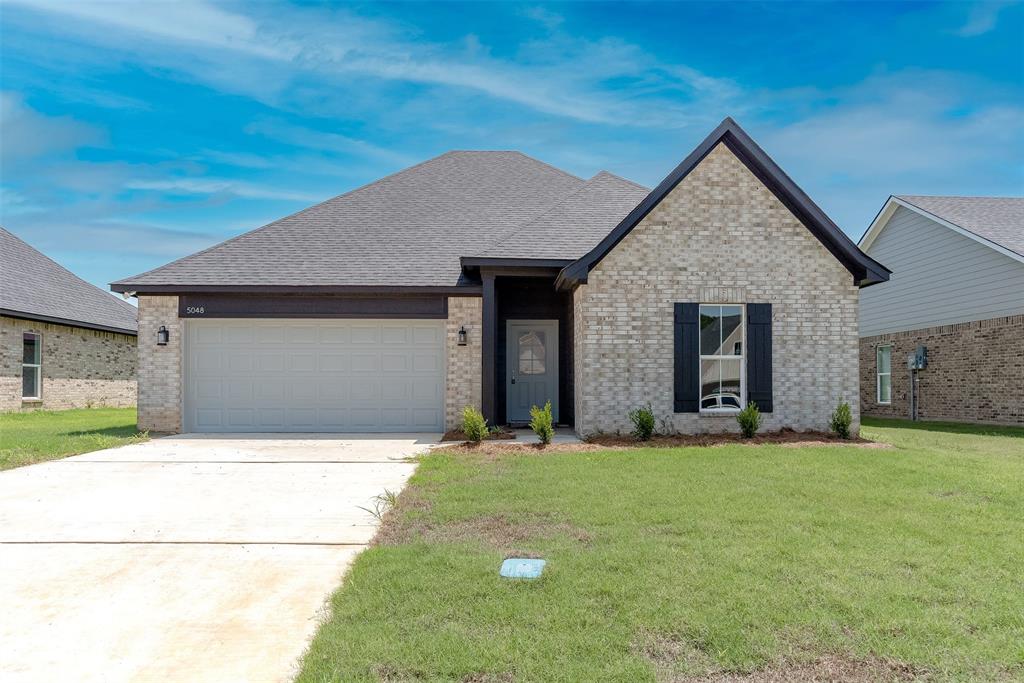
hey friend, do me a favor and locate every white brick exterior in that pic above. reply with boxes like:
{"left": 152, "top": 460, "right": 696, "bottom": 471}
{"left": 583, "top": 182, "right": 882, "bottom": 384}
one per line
{"left": 137, "top": 295, "right": 183, "bottom": 433}
{"left": 445, "top": 296, "right": 482, "bottom": 430}
{"left": 572, "top": 144, "right": 860, "bottom": 436}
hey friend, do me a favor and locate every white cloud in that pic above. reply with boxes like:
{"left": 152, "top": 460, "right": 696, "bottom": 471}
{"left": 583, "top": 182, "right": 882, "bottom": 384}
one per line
{"left": 0, "top": 92, "right": 105, "bottom": 165}
{"left": 955, "top": 1, "right": 1016, "bottom": 37}
{"left": 124, "top": 177, "right": 321, "bottom": 202}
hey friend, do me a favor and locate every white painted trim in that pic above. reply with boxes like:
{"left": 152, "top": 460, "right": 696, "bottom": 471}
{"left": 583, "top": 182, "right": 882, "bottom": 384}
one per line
{"left": 859, "top": 196, "right": 1024, "bottom": 265}
{"left": 697, "top": 303, "right": 746, "bottom": 414}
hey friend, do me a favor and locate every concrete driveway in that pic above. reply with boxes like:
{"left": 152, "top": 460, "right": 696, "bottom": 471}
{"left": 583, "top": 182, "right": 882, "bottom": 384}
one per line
{"left": 0, "top": 433, "right": 436, "bottom": 682}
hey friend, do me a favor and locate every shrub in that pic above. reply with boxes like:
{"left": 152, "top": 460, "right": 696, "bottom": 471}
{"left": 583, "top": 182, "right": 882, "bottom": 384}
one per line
{"left": 736, "top": 402, "right": 762, "bottom": 438}
{"left": 628, "top": 404, "right": 656, "bottom": 441}
{"left": 529, "top": 401, "right": 554, "bottom": 445}
{"left": 462, "top": 405, "right": 488, "bottom": 443}
{"left": 830, "top": 401, "right": 853, "bottom": 439}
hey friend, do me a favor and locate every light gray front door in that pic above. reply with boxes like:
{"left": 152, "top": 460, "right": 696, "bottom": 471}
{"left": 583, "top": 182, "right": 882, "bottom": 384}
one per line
{"left": 506, "top": 320, "right": 558, "bottom": 423}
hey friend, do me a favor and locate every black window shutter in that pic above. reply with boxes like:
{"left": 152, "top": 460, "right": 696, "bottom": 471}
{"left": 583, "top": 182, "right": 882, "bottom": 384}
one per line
{"left": 746, "top": 303, "right": 773, "bottom": 413}
{"left": 674, "top": 303, "right": 700, "bottom": 413}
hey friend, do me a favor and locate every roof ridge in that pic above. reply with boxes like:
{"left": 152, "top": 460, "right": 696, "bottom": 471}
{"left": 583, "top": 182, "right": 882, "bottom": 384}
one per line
{"left": 1, "top": 226, "right": 137, "bottom": 322}
{"left": 472, "top": 170, "right": 644, "bottom": 257}
{"left": 509, "top": 150, "right": 585, "bottom": 184}
{"left": 594, "top": 170, "right": 650, "bottom": 192}
{"left": 112, "top": 151, "right": 461, "bottom": 286}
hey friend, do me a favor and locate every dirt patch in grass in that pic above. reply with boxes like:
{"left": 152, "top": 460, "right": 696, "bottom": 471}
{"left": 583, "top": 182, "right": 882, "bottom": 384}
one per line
{"left": 441, "top": 427, "right": 516, "bottom": 442}
{"left": 683, "top": 654, "right": 923, "bottom": 682}
{"left": 589, "top": 429, "right": 888, "bottom": 450}
{"left": 461, "top": 673, "right": 514, "bottom": 683}
{"left": 373, "top": 485, "right": 589, "bottom": 552}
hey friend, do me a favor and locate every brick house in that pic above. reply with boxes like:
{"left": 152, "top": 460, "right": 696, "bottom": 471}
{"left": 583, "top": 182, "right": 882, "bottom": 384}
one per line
{"left": 111, "top": 118, "right": 888, "bottom": 436}
{"left": 1, "top": 227, "right": 138, "bottom": 411}
{"left": 858, "top": 196, "right": 1024, "bottom": 425}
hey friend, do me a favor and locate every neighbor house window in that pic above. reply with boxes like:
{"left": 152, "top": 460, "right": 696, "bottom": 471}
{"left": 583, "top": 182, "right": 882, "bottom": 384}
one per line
{"left": 876, "top": 345, "right": 892, "bottom": 404}
{"left": 699, "top": 304, "right": 744, "bottom": 411}
{"left": 22, "top": 332, "right": 41, "bottom": 400}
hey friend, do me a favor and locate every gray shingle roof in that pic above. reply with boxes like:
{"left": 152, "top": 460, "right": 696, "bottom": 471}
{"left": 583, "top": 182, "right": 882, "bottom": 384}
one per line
{"left": 474, "top": 171, "right": 650, "bottom": 260}
{"left": 1, "top": 227, "right": 138, "bottom": 334}
{"left": 113, "top": 151, "right": 601, "bottom": 290}
{"left": 898, "top": 195, "right": 1024, "bottom": 258}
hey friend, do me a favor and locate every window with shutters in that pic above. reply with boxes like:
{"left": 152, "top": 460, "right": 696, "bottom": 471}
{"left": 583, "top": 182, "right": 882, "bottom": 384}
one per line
{"left": 698, "top": 304, "right": 744, "bottom": 412}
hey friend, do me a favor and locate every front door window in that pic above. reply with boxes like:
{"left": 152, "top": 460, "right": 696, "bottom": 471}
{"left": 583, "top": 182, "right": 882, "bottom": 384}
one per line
{"left": 518, "top": 331, "right": 546, "bottom": 375}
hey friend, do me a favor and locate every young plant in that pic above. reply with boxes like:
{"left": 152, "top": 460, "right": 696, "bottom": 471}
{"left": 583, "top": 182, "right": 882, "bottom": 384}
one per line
{"left": 529, "top": 401, "right": 554, "bottom": 445}
{"left": 830, "top": 401, "right": 853, "bottom": 439}
{"left": 628, "top": 404, "right": 656, "bottom": 441}
{"left": 736, "top": 402, "right": 762, "bottom": 438}
{"left": 462, "top": 405, "right": 488, "bottom": 443}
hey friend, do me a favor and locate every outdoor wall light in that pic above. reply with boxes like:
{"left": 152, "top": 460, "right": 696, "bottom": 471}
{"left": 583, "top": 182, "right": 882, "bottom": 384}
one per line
{"left": 457, "top": 325, "right": 468, "bottom": 346}
{"left": 157, "top": 325, "right": 169, "bottom": 346}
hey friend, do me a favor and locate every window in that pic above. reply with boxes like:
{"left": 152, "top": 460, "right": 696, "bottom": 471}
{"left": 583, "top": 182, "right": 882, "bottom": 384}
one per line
{"left": 877, "top": 345, "right": 892, "bottom": 404}
{"left": 518, "top": 331, "right": 546, "bottom": 375}
{"left": 699, "top": 304, "right": 744, "bottom": 411}
{"left": 22, "top": 332, "right": 41, "bottom": 400}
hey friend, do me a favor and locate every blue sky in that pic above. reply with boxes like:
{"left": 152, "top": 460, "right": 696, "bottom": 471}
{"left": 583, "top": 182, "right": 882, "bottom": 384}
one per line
{"left": 1, "top": 1, "right": 1022, "bottom": 294}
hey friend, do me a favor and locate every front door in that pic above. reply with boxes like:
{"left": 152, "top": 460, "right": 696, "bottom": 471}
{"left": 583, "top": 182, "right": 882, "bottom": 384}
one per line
{"left": 506, "top": 320, "right": 559, "bottom": 423}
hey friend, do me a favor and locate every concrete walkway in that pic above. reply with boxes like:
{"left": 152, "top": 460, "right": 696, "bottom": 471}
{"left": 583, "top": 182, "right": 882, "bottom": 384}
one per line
{"left": 0, "top": 434, "right": 436, "bottom": 682}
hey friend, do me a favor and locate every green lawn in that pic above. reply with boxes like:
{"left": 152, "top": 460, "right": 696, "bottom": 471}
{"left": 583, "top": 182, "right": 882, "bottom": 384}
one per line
{"left": 0, "top": 407, "right": 147, "bottom": 470}
{"left": 299, "top": 419, "right": 1024, "bottom": 682}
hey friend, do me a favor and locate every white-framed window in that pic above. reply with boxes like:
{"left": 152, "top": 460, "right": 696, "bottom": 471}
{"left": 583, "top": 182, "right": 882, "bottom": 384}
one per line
{"left": 876, "top": 345, "right": 892, "bottom": 405}
{"left": 22, "top": 332, "right": 41, "bottom": 400}
{"left": 699, "top": 304, "right": 744, "bottom": 412}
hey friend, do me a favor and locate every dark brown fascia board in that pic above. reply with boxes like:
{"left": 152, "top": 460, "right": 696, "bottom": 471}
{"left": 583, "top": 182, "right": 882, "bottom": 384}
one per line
{"left": 555, "top": 117, "right": 892, "bottom": 291}
{"left": 1, "top": 308, "right": 138, "bottom": 336}
{"left": 460, "top": 257, "right": 574, "bottom": 268}
{"left": 109, "top": 284, "right": 483, "bottom": 296}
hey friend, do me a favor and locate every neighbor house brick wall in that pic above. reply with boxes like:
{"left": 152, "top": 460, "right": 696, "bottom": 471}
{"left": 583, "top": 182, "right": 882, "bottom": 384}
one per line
{"left": 1, "top": 315, "right": 136, "bottom": 412}
{"left": 860, "top": 314, "right": 1024, "bottom": 425}
{"left": 137, "top": 295, "right": 183, "bottom": 432}
{"left": 573, "top": 144, "right": 860, "bottom": 436}
{"left": 445, "top": 296, "right": 482, "bottom": 430}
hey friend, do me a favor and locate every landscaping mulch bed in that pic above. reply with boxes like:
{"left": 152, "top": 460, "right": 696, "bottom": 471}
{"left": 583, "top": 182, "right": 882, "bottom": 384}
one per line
{"left": 588, "top": 429, "right": 889, "bottom": 449}
{"left": 441, "top": 427, "right": 516, "bottom": 442}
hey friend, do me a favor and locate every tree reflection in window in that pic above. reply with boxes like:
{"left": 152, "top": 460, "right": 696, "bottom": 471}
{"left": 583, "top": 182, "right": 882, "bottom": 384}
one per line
{"left": 518, "top": 331, "right": 546, "bottom": 375}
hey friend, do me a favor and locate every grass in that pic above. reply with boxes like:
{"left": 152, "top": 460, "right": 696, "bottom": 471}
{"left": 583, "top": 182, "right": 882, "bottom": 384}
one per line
{"left": 299, "top": 419, "right": 1024, "bottom": 682}
{"left": 0, "top": 407, "right": 147, "bottom": 470}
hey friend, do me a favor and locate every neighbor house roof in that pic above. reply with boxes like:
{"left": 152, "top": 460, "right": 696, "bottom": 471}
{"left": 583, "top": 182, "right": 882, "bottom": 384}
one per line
{"left": 112, "top": 151, "right": 590, "bottom": 292}
{"left": 1, "top": 227, "right": 138, "bottom": 334}
{"left": 859, "top": 195, "right": 1024, "bottom": 264}
{"left": 556, "top": 117, "right": 891, "bottom": 289}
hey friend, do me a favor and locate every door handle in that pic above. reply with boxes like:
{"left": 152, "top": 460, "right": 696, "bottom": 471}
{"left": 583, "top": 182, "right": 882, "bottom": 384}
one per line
{"left": 511, "top": 373, "right": 516, "bottom": 385}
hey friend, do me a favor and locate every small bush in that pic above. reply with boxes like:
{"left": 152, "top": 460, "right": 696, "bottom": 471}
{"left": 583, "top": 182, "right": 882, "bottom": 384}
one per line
{"left": 736, "top": 402, "right": 762, "bottom": 438}
{"left": 529, "top": 401, "right": 554, "bottom": 445}
{"left": 628, "top": 404, "right": 656, "bottom": 441}
{"left": 830, "top": 401, "right": 853, "bottom": 439}
{"left": 462, "top": 405, "right": 488, "bottom": 443}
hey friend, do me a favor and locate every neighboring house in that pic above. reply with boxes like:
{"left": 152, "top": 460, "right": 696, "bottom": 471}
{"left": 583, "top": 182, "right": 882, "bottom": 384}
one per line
{"left": 111, "top": 118, "right": 888, "bottom": 436}
{"left": 1, "top": 227, "right": 138, "bottom": 411}
{"left": 858, "top": 196, "right": 1024, "bottom": 425}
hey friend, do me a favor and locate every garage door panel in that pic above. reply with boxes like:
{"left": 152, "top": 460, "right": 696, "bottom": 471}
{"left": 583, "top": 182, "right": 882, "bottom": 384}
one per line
{"left": 186, "top": 320, "right": 443, "bottom": 432}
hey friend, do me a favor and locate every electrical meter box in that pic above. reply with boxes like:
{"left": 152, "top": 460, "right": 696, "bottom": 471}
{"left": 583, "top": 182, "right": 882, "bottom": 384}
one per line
{"left": 907, "top": 345, "right": 928, "bottom": 370}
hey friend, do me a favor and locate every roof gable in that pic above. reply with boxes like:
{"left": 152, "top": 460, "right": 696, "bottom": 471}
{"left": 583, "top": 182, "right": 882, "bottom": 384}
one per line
{"left": 556, "top": 117, "right": 891, "bottom": 290}
{"left": 0, "top": 227, "right": 138, "bottom": 334}
{"left": 860, "top": 195, "right": 1024, "bottom": 264}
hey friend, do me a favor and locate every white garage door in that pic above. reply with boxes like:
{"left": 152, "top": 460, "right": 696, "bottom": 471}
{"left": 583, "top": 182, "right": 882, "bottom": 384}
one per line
{"left": 185, "top": 319, "right": 445, "bottom": 432}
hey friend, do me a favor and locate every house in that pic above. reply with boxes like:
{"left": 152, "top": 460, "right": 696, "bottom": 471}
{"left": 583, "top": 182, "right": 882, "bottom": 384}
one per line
{"left": 858, "top": 196, "right": 1024, "bottom": 425}
{"left": 111, "top": 118, "right": 888, "bottom": 436}
{"left": 1, "top": 227, "right": 138, "bottom": 411}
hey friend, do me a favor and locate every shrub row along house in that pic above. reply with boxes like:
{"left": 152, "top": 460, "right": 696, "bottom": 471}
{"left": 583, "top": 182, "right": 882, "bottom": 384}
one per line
{"left": 111, "top": 118, "right": 889, "bottom": 436}
{"left": 858, "top": 196, "right": 1024, "bottom": 425}
{"left": 1, "top": 227, "right": 138, "bottom": 411}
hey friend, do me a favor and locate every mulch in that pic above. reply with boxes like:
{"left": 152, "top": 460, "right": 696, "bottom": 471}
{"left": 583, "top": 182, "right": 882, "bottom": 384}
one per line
{"left": 441, "top": 427, "right": 516, "bottom": 442}
{"left": 587, "top": 429, "right": 888, "bottom": 449}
